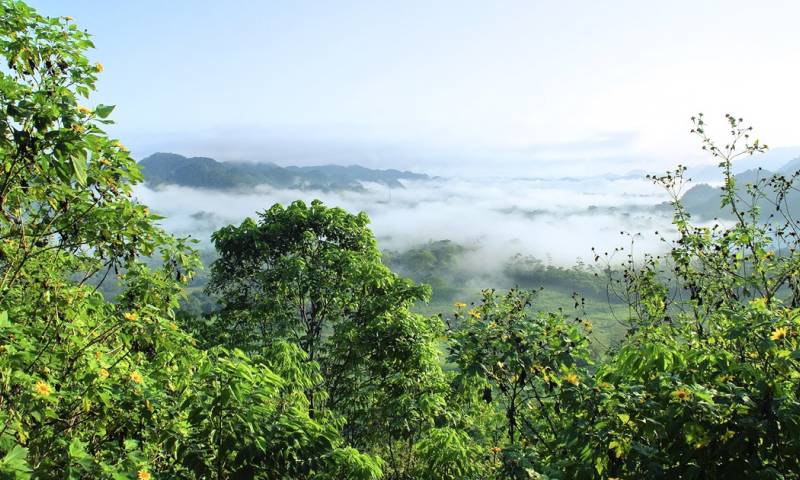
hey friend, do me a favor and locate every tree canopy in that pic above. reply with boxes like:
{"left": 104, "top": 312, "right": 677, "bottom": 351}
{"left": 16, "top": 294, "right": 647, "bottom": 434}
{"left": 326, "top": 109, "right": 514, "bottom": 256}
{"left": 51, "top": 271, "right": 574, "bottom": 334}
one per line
{"left": 1, "top": 1, "right": 799, "bottom": 479}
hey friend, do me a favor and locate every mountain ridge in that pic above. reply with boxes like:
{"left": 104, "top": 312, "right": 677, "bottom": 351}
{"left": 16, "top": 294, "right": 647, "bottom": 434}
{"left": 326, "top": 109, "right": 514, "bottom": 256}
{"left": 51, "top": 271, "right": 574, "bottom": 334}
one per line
{"left": 678, "top": 156, "right": 800, "bottom": 219}
{"left": 138, "top": 152, "right": 429, "bottom": 191}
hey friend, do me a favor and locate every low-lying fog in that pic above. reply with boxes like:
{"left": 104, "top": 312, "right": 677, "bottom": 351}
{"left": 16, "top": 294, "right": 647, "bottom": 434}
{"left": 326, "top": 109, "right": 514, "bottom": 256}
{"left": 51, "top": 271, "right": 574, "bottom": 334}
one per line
{"left": 135, "top": 174, "right": 678, "bottom": 266}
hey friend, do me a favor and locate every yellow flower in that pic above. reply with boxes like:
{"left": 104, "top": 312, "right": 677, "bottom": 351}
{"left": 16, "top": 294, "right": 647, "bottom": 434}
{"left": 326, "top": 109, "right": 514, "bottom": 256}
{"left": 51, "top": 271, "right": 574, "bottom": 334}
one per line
{"left": 64, "top": 16, "right": 73, "bottom": 21}
{"left": 95, "top": 62, "right": 104, "bottom": 72}
{"left": 76, "top": 105, "right": 92, "bottom": 115}
{"left": 98, "top": 368, "right": 109, "bottom": 379}
{"left": 124, "top": 311, "right": 138, "bottom": 322}
{"left": 672, "top": 388, "right": 690, "bottom": 401}
{"left": 564, "top": 373, "right": 580, "bottom": 386}
{"left": 130, "top": 371, "right": 143, "bottom": 384}
{"left": 70, "top": 124, "right": 84, "bottom": 133}
{"left": 771, "top": 326, "right": 788, "bottom": 341}
{"left": 33, "top": 380, "right": 51, "bottom": 397}
{"left": 468, "top": 309, "right": 481, "bottom": 319}
{"left": 453, "top": 302, "right": 467, "bottom": 309}
{"left": 137, "top": 470, "right": 151, "bottom": 480}
{"left": 490, "top": 446, "right": 502, "bottom": 454}
{"left": 582, "top": 320, "right": 593, "bottom": 331}
{"left": 95, "top": 350, "right": 102, "bottom": 360}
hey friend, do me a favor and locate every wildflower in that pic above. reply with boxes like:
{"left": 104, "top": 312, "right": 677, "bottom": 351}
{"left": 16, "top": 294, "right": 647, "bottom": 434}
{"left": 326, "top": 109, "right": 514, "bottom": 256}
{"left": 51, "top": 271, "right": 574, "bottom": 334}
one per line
{"left": 130, "top": 371, "right": 143, "bottom": 384}
{"left": 582, "top": 320, "right": 593, "bottom": 331}
{"left": 137, "top": 470, "right": 151, "bottom": 480}
{"left": 70, "top": 124, "right": 84, "bottom": 133}
{"left": 98, "top": 368, "right": 109, "bottom": 379}
{"left": 64, "top": 16, "right": 73, "bottom": 21}
{"left": 672, "top": 388, "right": 690, "bottom": 401}
{"left": 33, "top": 380, "right": 51, "bottom": 397}
{"left": 490, "top": 446, "right": 502, "bottom": 454}
{"left": 564, "top": 373, "right": 580, "bottom": 386}
{"left": 95, "top": 62, "right": 103, "bottom": 72}
{"left": 454, "top": 302, "right": 467, "bottom": 309}
{"left": 95, "top": 350, "right": 102, "bottom": 360}
{"left": 771, "top": 326, "right": 788, "bottom": 341}
{"left": 124, "top": 311, "right": 138, "bottom": 322}
{"left": 468, "top": 309, "right": 481, "bottom": 319}
{"left": 76, "top": 105, "right": 92, "bottom": 115}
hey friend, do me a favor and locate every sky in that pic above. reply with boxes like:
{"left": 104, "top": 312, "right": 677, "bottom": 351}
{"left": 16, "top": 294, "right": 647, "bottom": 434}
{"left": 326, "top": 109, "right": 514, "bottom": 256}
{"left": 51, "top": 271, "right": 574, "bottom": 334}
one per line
{"left": 28, "top": 1, "right": 800, "bottom": 176}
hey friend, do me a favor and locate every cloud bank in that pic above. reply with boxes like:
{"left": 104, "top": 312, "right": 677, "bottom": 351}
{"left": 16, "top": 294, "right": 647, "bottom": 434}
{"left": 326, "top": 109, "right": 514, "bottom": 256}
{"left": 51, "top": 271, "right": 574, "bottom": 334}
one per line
{"left": 135, "top": 174, "right": 676, "bottom": 266}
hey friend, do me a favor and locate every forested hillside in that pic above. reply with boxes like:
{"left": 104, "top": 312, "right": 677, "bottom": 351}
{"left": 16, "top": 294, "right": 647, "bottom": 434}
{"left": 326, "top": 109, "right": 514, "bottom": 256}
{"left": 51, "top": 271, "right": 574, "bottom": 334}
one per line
{"left": 139, "top": 152, "right": 429, "bottom": 191}
{"left": 677, "top": 158, "right": 800, "bottom": 220}
{"left": 1, "top": 3, "right": 800, "bottom": 479}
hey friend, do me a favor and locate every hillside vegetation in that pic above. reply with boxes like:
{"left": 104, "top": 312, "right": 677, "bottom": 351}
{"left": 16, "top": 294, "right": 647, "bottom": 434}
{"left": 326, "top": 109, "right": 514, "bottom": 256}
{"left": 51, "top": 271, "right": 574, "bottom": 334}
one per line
{"left": 139, "top": 152, "right": 428, "bottom": 191}
{"left": 678, "top": 158, "right": 800, "bottom": 220}
{"left": 1, "top": 3, "right": 800, "bottom": 479}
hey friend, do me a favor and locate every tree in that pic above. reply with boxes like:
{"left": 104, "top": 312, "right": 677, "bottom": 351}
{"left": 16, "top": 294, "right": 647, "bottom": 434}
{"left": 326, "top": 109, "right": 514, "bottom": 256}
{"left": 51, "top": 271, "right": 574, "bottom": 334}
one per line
{"left": 0, "top": 2, "right": 381, "bottom": 478}
{"left": 206, "top": 200, "right": 448, "bottom": 474}
{"left": 448, "top": 289, "right": 592, "bottom": 478}
{"left": 444, "top": 116, "right": 800, "bottom": 479}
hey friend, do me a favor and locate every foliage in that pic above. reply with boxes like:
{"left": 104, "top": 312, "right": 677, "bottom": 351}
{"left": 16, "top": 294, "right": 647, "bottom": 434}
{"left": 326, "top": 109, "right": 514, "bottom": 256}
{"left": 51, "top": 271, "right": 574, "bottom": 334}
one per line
{"left": 205, "top": 200, "right": 449, "bottom": 476}
{"left": 411, "top": 427, "right": 485, "bottom": 480}
{"left": 442, "top": 116, "right": 800, "bottom": 479}
{"left": 0, "top": 2, "right": 380, "bottom": 478}
{"left": 503, "top": 255, "right": 611, "bottom": 301}
{"left": 139, "top": 152, "right": 427, "bottom": 191}
{"left": 3, "top": 1, "right": 800, "bottom": 478}
{"left": 383, "top": 240, "right": 471, "bottom": 302}
{"left": 448, "top": 289, "right": 593, "bottom": 478}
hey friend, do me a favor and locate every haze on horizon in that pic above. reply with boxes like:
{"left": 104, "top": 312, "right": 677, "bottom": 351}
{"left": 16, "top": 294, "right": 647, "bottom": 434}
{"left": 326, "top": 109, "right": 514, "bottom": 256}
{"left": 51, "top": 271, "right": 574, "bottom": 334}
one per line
{"left": 29, "top": 0, "right": 800, "bottom": 177}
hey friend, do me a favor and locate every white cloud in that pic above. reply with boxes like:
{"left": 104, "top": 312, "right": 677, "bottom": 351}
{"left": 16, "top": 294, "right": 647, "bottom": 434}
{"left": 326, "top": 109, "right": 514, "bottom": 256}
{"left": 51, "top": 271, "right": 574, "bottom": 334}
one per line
{"left": 135, "top": 175, "right": 675, "bottom": 266}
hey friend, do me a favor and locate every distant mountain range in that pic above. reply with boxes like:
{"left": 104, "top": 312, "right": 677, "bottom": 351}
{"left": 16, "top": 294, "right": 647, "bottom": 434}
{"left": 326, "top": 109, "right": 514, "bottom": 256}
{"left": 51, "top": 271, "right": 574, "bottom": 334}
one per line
{"left": 678, "top": 156, "right": 800, "bottom": 220}
{"left": 686, "top": 146, "right": 800, "bottom": 181}
{"left": 138, "top": 152, "right": 429, "bottom": 191}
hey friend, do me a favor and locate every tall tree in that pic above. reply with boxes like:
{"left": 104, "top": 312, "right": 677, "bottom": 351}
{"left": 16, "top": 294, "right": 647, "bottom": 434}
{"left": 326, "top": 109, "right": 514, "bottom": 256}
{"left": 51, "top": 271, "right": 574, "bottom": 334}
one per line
{"left": 207, "top": 200, "right": 448, "bottom": 471}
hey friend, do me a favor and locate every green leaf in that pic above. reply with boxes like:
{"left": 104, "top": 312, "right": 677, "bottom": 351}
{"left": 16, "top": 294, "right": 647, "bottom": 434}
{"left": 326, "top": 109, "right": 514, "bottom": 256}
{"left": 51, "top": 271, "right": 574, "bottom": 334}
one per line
{"left": 0, "top": 445, "right": 31, "bottom": 476}
{"left": 68, "top": 438, "right": 90, "bottom": 460}
{"left": 70, "top": 154, "right": 87, "bottom": 186}
{"left": 95, "top": 104, "right": 115, "bottom": 119}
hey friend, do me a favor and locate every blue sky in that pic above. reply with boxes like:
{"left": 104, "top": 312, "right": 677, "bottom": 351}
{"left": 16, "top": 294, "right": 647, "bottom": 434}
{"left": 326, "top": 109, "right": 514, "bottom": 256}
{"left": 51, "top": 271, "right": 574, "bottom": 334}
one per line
{"left": 28, "top": 1, "right": 800, "bottom": 176}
